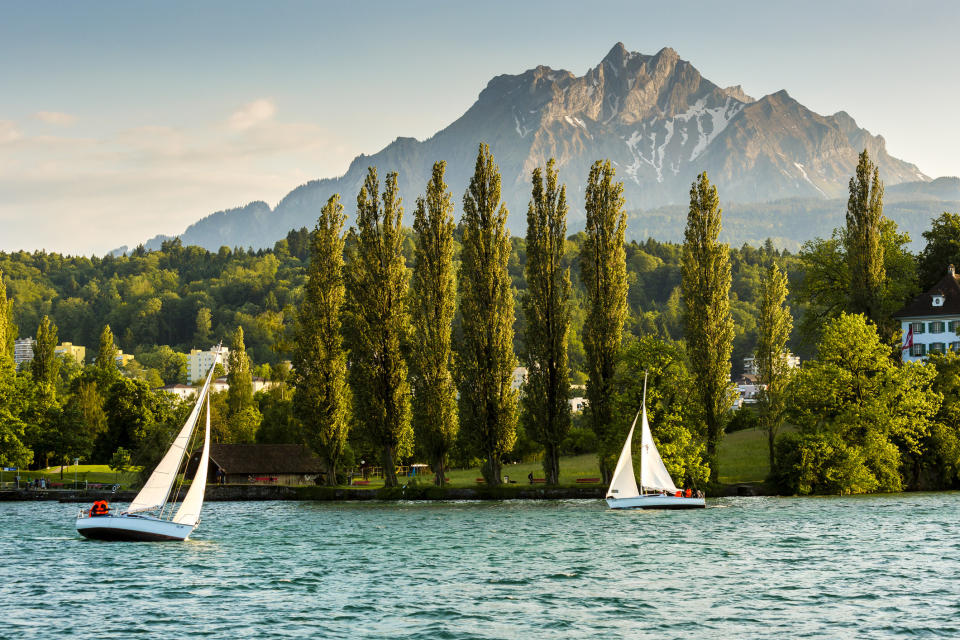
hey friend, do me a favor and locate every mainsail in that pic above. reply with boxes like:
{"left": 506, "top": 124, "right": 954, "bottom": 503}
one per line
{"left": 173, "top": 396, "right": 210, "bottom": 526}
{"left": 127, "top": 347, "right": 220, "bottom": 514}
{"left": 638, "top": 403, "right": 678, "bottom": 493}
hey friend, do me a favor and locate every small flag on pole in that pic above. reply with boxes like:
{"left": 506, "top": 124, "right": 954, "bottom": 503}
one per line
{"left": 901, "top": 326, "right": 914, "bottom": 351}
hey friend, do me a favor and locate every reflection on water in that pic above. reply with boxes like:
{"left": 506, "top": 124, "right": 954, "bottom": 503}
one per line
{"left": 1, "top": 494, "right": 958, "bottom": 638}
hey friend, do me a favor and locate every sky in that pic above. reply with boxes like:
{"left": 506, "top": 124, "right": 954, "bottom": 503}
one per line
{"left": 2, "top": 0, "right": 959, "bottom": 255}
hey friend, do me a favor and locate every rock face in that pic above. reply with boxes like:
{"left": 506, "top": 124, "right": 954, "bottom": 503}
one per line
{"left": 153, "top": 43, "right": 929, "bottom": 250}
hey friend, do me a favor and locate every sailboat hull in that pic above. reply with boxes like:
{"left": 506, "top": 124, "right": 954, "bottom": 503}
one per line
{"left": 606, "top": 495, "right": 705, "bottom": 510}
{"left": 75, "top": 514, "right": 197, "bottom": 541}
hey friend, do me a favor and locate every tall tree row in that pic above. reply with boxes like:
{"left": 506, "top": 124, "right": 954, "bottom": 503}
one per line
{"left": 755, "top": 263, "right": 793, "bottom": 471}
{"left": 345, "top": 168, "right": 413, "bottom": 488}
{"left": 410, "top": 162, "right": 459, "bottom": 487}
{"left": 0, "top": 270, "right": 31, "bottom": 468}
{"left": 96, "top": 325, "right": 118, "bottom": 370}
{"left": 293, "top": 194, "right": 352, "bottom": 485}
{"left": 580, "top": 160, "right": 628, "bottom": 483}
{"left": 521, "top": 159, "right": 571, "bottom": 485}
{"left": 681, "top": 172, "right": 734, "bottom": 483}
{"left": 457, "top": 144, "right": 518, "bottom": 485}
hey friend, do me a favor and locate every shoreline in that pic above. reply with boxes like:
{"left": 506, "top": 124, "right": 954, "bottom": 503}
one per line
{"left": 0, "top": 482, "right": 771, "bottom": 503}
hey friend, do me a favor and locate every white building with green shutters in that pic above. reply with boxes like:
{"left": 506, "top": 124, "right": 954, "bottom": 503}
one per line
{"left": 894, "top": 264, "right": 960, "bottom": 362}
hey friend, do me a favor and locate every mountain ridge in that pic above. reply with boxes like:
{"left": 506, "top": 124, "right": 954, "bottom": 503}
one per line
{"left": 141, "top": 43, "right": 932, "bottom": 252}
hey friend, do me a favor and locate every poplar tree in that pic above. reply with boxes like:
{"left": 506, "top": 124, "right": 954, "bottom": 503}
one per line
{"left": 845, "top": 149, "right": 886, "bottom": 326}
{"left": 226, "top": 325, "right": 259, "bottom": 443}
{"left": 0, "top": 269, "right": 11, "bottom": 364}
{"left": 32, "top": 315, "right": 60, "bottom": 391}
{"left": 521, "top": 159, "right": 571, "bottom": 485}
{"left": 345, "top": 168, "right": 412, "bottom": 488}
{"left": 457, "top": 144, "right": 518, "bottom": 485}
{"left": 96, "top": 325, "right": 118, "bottom": 371}
{"left": 681, "top": 172, "right": 734, "bottom": 484}
{"left": 293, "top": 194, "right": 352, "bottom": 486}
{"left": 755, "top": 263, "right": 793, "bottom": 471}
{"left": 410, "top": 162, "right": 458, "bottom": 487}
{"left": 580, "top": 160, "right": 628, "bottom": 483}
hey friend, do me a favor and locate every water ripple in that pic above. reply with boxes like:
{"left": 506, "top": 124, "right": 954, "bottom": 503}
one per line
{"left": 2, "top": 494, "right": 959, "bottom": 638}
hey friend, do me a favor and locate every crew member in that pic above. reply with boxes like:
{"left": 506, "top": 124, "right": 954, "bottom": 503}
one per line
{"left": 685, "top": 488, "right": 692, "bottom": 498}
{"left": 89, "top": 500, "right": 110, "bottom": 517}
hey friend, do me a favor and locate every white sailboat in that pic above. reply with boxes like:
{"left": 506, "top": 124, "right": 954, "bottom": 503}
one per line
{"left": 606, "top": 375, "right": 705, "bottom": 510}
{"left": 75, "top": 347, "right": 221, "bottom": 541}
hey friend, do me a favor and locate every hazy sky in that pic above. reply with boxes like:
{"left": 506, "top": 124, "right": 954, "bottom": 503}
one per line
{"left": 2, "top": 0, "right": 958, "bottom": 254}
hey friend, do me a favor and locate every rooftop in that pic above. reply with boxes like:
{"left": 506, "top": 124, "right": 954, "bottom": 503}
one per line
{"left": 894, "top": 265, "right": 960, "bottom": 319}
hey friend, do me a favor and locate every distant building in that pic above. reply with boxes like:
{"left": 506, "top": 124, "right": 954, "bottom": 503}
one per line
{"left": 115, "top": 350, "right": 135, "bottom": 367}
{"left": 13, "top": 338, "right": 35, "bottom": 366}
{"left": 187, "top": 345, "right": 230, "bottom": 383}
{"left": 743, "top": 353, "right": 800, "bottom": 377}
{"left": 894, "top": 264, "right": 960, "bottom": 362}
{"left": 186, "top": 444, "right": 327, "bottom": 485}
{"left": 158, "top": 384, "right": 198, "bottom": 400}
{"left": 54, "top": 342, "right": 86, "bottom": 365}
{"left": 569, "top": 397, "right": 588, "bottom": 413}
{"left": 211, "top": 377, "right": 230, "bottom": 393}
{"left": 511, "top": 366, "right": 528, "bottom": 391}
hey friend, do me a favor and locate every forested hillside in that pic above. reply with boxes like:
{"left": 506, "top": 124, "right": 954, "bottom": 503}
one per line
{"left": 1, "top": 231, "right": 805, "bottom": 384}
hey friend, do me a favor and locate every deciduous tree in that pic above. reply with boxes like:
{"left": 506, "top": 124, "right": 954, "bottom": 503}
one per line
{"left": 681, "top": 172, "right": 734, "bottom": 483}
{"left": 580, "top": 160, "right": 628, "bottom": 483}
{"left": 456, "top": 144, "right": 518, "bottom": 485}
{"left": 410, "top": 162, "right": 458, "bottom": 486}
{"left": 755, "top": 263, "right": 793, "bottom": 471}
{"left": 521, "top": 159, "right": 571, "bottom": 485}
{"left": 345, "top": 168, "right": 412, "bottom": 488}
{"left": 293, "top": 194, "right": 352, "bottom": 485}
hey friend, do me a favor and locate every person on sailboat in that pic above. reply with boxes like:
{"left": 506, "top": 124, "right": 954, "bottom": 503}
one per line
{"left": 89, "top": 500, "right": 110, "bottom": 517}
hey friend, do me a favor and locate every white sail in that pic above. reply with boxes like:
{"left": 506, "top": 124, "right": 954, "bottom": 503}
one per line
{"left": 639, "top": 403, "right": 679, "bottom": 493}
{"left": 606, "top": 410, "right": 641, "bottom": 499}
{"left": 128, "top": 348, "right": 220, "bottom": 513}
{"left": 173, "top": 394, "right": 210, "bottom": 526}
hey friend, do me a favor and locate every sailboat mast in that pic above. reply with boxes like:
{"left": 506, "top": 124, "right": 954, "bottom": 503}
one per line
{"left": 640, "top": 372, "right": 647, "bottom": 495}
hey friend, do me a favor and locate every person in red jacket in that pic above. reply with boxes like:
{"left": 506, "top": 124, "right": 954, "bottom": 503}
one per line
{"left": 89, "top": 500, "right": 110, "bottom": 517}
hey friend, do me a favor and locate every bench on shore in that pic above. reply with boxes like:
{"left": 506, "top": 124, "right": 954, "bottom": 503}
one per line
{"left": 475, "top": 478, "right": 485, "bottom": 483}
{"left": 352, "top": 480, "right": 371, "bottom": 486}
{"left": 531, "top": 478, "right": 547, "bottom": 484}
{"left": 575, "top": 478, "right": 602, "bottom": 484}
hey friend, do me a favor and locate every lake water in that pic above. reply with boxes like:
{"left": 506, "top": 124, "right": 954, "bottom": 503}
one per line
{"left": 1, "top": 494, "right": 958, "bottom": 639}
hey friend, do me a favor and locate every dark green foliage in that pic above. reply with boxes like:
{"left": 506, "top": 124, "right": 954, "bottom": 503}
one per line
{"left": 796, "top": 153, "right": 918, "bottom": 344}
{"left": 521, "top": 159, "right": 572, "bottom": 485}
{"left": 755, "top": 263, "right": 793, "bottom": 471}
{"left": 457, "top": 144, "right": 518, "bottom": 486}
{"left": 681, "top": 173, "right": 734, "bottom": 483}
{"left": 345, "top": 169, "right": 413, "bottom": 488}
{"left": 580, "top": 160, "right": 628, "bottom": 483}
{"left": 612, "top": 336, "right": 709, "bottom": 488}
{"left": 96, "top": 325, "right": 118, "bottom": 370}
{"left": 32, "top": 315, "right": 60, "bottom": 389}
{"left": 292, "top": 195, "right": 351, "bottom": 485}
{"left": 918, "top": 212, "right": 960, "bottom": 289}
{"left": 410, "top": 162, "right": 458, "bottom": 486}
{"left": 779, "top": 313, "right": 941, "bottom": 494}
{"left": 845, "top": 150, "right": 886, "bottom": 326}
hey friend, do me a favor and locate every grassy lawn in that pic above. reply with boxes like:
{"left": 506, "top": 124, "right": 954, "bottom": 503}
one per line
{"left": 1, "top": 465, "right": 140, "bottom": 489}
{"left": 718, "top": 427, "right": 770, "bottom": 484}
{"left": 3, "top": 429, "right": 773, "bottom": 492}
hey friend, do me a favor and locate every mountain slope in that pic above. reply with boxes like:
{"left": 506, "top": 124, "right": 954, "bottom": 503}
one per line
{"left": 145, "top": 43, "right": 929, "bottom": 251}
